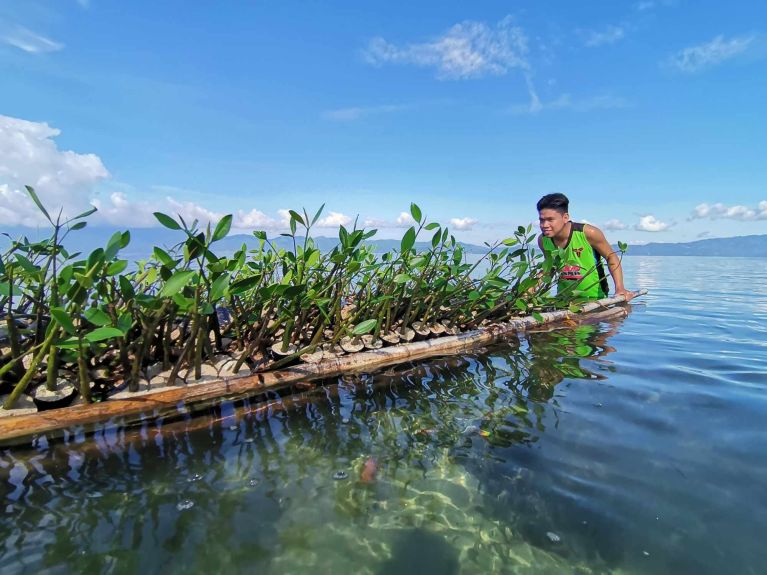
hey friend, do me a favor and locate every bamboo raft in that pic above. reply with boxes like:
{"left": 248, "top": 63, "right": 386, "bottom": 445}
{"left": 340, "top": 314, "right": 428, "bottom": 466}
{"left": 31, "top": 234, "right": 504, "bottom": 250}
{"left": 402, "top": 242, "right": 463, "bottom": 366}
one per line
{"left": 0, "top": 291, "right": 646, "bottom": 446}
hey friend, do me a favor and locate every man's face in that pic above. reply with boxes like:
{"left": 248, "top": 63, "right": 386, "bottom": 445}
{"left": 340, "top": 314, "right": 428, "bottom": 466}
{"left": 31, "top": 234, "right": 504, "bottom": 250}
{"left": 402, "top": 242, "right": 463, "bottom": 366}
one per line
{"left": 538, "top": 208, "right": 570, "bottom": 238}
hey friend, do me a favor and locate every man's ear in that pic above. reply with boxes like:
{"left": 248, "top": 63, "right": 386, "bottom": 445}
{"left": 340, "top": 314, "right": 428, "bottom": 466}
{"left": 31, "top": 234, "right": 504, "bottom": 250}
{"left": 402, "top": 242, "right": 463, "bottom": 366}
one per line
{"left": 563, "top": 212, "right": 570, "bottom": 223}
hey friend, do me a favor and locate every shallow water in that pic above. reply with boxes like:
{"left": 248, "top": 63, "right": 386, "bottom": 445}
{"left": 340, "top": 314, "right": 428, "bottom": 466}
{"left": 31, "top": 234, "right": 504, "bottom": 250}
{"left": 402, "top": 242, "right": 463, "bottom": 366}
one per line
{"left": 1, "top": 256, "right": 766, "bottom": 574}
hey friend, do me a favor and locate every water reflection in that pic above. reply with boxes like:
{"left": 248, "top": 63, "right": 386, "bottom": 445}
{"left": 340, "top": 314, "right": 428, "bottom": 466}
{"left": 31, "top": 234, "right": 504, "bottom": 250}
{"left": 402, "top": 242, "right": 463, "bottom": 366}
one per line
{"left": 1, "top": 313, "right": 635, "bottom": 574}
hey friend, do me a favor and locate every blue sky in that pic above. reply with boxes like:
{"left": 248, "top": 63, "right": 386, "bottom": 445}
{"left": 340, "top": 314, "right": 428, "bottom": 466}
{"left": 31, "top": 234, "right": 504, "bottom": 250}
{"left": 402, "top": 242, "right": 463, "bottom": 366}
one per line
{"left": 1, "top": 0, "right": 765, "bottom": 244}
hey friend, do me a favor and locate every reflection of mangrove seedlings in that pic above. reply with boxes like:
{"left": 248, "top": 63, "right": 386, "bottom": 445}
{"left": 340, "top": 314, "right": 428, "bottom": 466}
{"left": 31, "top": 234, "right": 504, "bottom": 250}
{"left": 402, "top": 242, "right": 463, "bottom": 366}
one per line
{"left": 1, "top": 191, "right": 627, "bottom": 410}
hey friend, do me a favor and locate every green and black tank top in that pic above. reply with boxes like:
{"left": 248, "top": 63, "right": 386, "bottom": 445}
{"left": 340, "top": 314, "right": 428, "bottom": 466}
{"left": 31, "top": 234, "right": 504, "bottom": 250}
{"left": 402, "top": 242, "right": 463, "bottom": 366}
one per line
{"left": 541, "top": 222, "right": 608, "bottom": 300}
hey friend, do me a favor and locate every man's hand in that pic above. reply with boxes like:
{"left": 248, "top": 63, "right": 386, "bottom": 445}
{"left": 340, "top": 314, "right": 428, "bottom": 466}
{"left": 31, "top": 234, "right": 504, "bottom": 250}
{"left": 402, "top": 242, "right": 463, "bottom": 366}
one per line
{"left": 614, "top": 288, "right": 636, "bottom": 301}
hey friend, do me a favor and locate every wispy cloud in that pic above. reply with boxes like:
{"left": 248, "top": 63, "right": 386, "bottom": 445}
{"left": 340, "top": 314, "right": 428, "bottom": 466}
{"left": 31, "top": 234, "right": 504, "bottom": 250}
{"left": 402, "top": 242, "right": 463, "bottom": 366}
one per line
{"left": 690, "top": 201, "right": 767, "bottom": 221}
{"left": 363, "top": 16, "right": 529, "bottom": 80}
{"left": 667, "top": 34, "right": 755, "bottom": 73}
{"left": 509, "top": 93, "right": 630, "bottom": 115}
{"left": 635, "top": 1, "right": 655, "bottom": 11}
{"left": 635, "top": 215, "right": 672, "bottom": 232}
{"left": 2, "top": 26, "right": 64, "bottom": 54}
{"left": 582, "top": 25, "right": 625, "bottom": 48}
{"left": 322, "top": 104, "right": 406, "bottom": 122}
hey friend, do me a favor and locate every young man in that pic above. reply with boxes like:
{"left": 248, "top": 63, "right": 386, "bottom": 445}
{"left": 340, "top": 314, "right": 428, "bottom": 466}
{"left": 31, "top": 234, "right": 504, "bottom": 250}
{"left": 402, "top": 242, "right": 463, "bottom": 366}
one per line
{"left": 537, "top": 193, "right": 635, "bottom": 301}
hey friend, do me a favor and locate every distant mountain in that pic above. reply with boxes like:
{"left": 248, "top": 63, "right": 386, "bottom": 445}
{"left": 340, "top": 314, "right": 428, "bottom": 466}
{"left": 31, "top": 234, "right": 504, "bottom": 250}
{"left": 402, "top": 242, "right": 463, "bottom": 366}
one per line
{"left": 624, "top": 234, "right": 767, "bottom": 257}
{"left": 3, "top": 226, "right": 764, "bottom": 258}
{"left": 0, "top": 227, "right": 489, "bottom": 259}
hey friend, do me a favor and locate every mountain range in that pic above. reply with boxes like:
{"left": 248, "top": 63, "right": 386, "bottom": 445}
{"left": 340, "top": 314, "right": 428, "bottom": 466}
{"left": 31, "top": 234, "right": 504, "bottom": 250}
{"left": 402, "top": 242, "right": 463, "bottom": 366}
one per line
{"left": 1, "top": 227, "right": 765, "bottom": 258}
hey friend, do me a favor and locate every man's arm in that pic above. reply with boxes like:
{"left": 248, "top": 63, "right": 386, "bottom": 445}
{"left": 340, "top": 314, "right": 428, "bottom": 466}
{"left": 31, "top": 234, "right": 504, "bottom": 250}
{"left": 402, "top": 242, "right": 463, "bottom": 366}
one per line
{"left": 584, "top": 224, "right": 635, "bottom": 300}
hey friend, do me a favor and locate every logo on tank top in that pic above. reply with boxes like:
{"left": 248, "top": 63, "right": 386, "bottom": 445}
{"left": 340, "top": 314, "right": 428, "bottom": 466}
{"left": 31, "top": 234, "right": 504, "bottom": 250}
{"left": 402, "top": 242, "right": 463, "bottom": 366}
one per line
{"left": 573, "top": 247, "right": 584, "bottom": 257}
{"left": 561, "top": 265, "right": 583, "bottom": 280}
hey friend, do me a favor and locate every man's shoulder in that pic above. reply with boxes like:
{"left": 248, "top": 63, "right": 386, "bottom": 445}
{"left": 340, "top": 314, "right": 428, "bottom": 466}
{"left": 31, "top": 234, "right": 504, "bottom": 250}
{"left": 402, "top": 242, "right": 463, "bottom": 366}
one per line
{"left": 582, "top": 223, "right": 605, "bottom": 240}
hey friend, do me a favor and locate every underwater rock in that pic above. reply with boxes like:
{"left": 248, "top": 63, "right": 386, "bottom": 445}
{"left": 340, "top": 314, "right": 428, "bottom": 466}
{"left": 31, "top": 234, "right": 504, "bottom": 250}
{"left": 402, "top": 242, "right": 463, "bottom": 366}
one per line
{"left": 546, "top": 531, "right": 561, "bottom": 543}
{"left": 176, "top": 500, "right": 194, "bottom": 511}
{"left": 333, "top": 470, "right": 349, "bottom": 481}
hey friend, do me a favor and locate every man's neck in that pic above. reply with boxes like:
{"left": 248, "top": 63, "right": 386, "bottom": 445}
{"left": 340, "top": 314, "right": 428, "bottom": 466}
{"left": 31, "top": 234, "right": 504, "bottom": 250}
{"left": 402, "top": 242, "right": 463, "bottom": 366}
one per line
{"left": 552, "top": 221, "right": 572, "bottom": 248}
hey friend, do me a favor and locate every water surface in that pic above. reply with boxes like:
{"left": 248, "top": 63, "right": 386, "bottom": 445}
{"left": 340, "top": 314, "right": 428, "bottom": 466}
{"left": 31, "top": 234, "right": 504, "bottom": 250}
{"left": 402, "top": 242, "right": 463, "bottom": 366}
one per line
{"left": 1, "top": 256, "right": 765, "bottom": 574}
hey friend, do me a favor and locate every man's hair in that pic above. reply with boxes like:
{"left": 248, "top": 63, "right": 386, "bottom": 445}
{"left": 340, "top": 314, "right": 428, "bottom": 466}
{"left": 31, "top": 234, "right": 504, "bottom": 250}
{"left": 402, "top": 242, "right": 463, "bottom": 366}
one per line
{"left": 537, "top": 193, "right": 569, "bottom": 214}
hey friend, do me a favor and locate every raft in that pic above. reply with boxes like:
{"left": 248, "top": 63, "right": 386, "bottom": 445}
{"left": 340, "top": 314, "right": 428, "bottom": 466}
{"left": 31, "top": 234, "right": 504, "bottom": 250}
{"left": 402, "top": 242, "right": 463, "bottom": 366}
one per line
{"left": 0, "top": 290, "right": 646, "bottom": 446}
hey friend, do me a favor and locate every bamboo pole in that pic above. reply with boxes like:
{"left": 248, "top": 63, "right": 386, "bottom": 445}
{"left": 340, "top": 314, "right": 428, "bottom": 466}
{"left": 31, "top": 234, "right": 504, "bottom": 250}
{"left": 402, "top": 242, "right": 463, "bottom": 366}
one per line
{"left": 0, "top": 290, "right": 646, "bottom": 445}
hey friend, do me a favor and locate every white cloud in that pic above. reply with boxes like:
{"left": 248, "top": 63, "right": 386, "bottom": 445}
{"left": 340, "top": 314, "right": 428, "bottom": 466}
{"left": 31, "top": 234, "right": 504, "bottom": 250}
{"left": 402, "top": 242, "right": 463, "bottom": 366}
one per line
{"left": 317, "top": 211, "right": 352, "bottom": 227}
{"left": 0, "top": 114, "right": 109, "bottom": 226}
{"left": 450, "top": 217, "right": 478, "bottom": 230}
{"left": 583, "top": 25, "right": 625, "bottom": 48}
{"left": 2, "top": 26, "right": 64, "bottom": 54}
{"left": 635, "top": 1, "right": 655, "bottom": 11}
{"left": 0, "top": 114, "right": 302, "bottom": 232}
{"left": 635, "top": 215, "right": 671, "bottom": 232}
{"left": 667, "top": 34, "right": 755, "bottom": 73}
{"left": 396, "top": 211, "right": 416, "bottom": 226}
{"left": 690, "top": 201, "right": 767, "bottom": 221}
{"left": 603, "top": 218, "right": 627, "bottom": 231}
{"left": 363, "top": 16, "right": 529, "bottom": 80}
{"left": 509, "top": 93, "right": 629, "bottom": 115}
{"left": 322, "top": 105, "right": 406, "bottom": 122}
{"left": 234, "top": 208, "right": 279, "bottom": 230}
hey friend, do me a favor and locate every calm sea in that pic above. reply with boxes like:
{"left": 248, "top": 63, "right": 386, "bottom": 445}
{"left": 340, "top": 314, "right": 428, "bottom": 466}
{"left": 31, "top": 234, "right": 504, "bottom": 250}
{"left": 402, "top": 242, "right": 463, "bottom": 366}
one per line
{"left": 0, "top": 256, "right": 765, "bottom": 574}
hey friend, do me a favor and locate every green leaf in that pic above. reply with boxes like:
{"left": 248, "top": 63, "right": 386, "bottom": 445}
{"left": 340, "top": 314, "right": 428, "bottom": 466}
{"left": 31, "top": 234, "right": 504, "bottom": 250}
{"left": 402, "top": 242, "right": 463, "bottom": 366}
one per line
{"left": 305, "top": 249, "right": 321, "bottom": 268}
{"left": 352, "top": 319, "right": 377, "bottom": 335}
{"left": 0, "top": 282, "right": 11, "bottom": 297}
{"left": 25, "top": 186, "right": 52, "bottom": 224}
{"left": 212, "top": 214, "right": 233, "bottom": 242}
{"left": 431, "top": 229, "right": 441, "bottom": 248}
{"left": 401, "top": 227, "right": 416, "bottom": 253}
{"left": 106, "top": 260, "right": 128, "bottom": 276}
{"left": 70, "top": 221, "right": 87, "bottom": 231}
{"left": 210, "top": 274, "right": 230, "bottom": 300}
{"left": 117, "top": 313, "right": 132, "bottom": 335}
{"left": 424, "top": 222, "right": 440, "bottom": 231}
{"left": 514, "top": 299, "right": 528, "bottom": 312}
{"left": 311, "top": 204, "right": 325, "bottom": 226}
{"left": 230, "top": 275, "right": 260, "bottom": 295}
{"left": 532, "top": 312, "right": 544, "bottom": 323}
{"left": 84, "top": 327, "right": 124, "bottom": 343}
{"left": 468, "top": 290, "right": 481, "bottom": 301}
{"left": 153, "top": 212, "right": 181, "bottom": 230}
{"left": 13, "top": 254, "right": 38, "bottom": 274}
{"left": 288, "top": 210, "right": 305, "bottom": 226}
{"left": 410, "top": 203, "right": 422, "bottom": 224}
{"left": 71, "top": 206, "right": 98, "bottom": 221}
{"left": 84, "top": 307, "right": 112, "bottom": 326}
{"left": 502, "top": 238, "right": 518, "bottom": 246}
{"left": 160, "top": 270, "right": 196, "bottom": 298}
{"left": 105, "top": 231, "right": 124, "bottom": 260}
{"left": 253, "top": 230, "right": 267, "bottom": 241}
{"left": 153, "top": 247, "right": 175, "bottom": 268}
{"left": 51, "top": 307, "right": 76, "bottom": 335}
{"left": 119, "top": 275, "right": 135, "bottom": 300}
{"left": 618, "top": 241, "right": 628, "bottom": 252}
{"left": 393, "top": 273, "right": 412, "bottom": 284}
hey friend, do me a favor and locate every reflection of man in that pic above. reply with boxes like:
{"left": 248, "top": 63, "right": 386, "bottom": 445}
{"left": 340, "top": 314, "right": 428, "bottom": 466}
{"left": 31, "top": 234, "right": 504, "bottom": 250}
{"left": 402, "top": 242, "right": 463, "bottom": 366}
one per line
{"left": 524, "top": 322, "right": 621, "bottom": 400}
{"left": 536, "top": 193, "right": 635, "bottom": 300}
